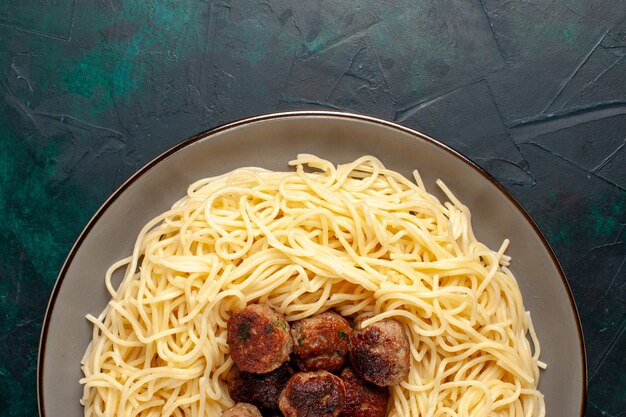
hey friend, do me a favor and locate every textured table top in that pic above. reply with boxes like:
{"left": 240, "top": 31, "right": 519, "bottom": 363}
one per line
{"left": 1, "top": 1, "right": 624, "bottom": 416}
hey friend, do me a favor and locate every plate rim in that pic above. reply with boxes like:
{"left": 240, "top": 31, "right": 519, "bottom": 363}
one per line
{"left": 37, "top": 110, "right": 587, "bottom": 417}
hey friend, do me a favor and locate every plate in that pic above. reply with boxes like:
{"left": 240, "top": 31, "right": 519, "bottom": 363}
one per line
{"left": 38, "top": 111, "right": 586, "bottom": 417}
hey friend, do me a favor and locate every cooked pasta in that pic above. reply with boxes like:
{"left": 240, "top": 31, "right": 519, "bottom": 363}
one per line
{"left": 80, "top": 154, "right": 545, "bottom": 417}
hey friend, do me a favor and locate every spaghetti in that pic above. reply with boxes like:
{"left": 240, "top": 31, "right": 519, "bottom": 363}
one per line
{"left": 80, "top": 155, "right": 545, "bottom": 417}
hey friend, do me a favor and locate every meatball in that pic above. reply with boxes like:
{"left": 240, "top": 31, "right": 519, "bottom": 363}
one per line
{"left": 279, "top": 371, "right": 347, "bottom": 417}
{"left": 226, "top": 363, "right": 294, "bottom": 410}
{"left": 227, "top": 304, "right": 293, "bottom": 373}
{"left": 340, "top": 368, "right": 389, "bottom": 417}
{"left": 222, "top": 403, "right": 262, "bottom": 417}
{"left": 291, "top": 311, "right": 352, "bottom": 372}
{"left": 349, "top": 317, "right": 410, "bottom": 386}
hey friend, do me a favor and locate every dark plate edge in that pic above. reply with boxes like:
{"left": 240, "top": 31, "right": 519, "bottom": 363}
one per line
{"left": 37, "top": 110, "right": 587, "bottom": 417}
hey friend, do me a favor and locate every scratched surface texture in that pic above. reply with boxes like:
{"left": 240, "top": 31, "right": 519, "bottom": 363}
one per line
{"left": 0, "top": 0, "right": 625, "bottom": 416}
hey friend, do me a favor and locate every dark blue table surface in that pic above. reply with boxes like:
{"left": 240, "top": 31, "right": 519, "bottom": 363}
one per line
{"left": 0, "top": 1, "right": 624, "bottom": 416}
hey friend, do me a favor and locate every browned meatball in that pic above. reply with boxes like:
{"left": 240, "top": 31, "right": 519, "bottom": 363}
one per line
{"left": 226, "top": 363, "right": 294, "bottom": 410}
{"left": 340, "top": 368, "right": 389, "bottom": 417}
{"left": 222, "top": 403, "right": 262, "bottom": 417}
{"left": 291, "top": 311, "right": 352, "bottom": 372}
{"left": 227, "top": 304, "right": 293, "bottom": 373}
{"left": 349, "top": 317, "right": 410, "bottom": 386}
{"left": 279, "top": 371, "right": 347, "bottom": 417}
